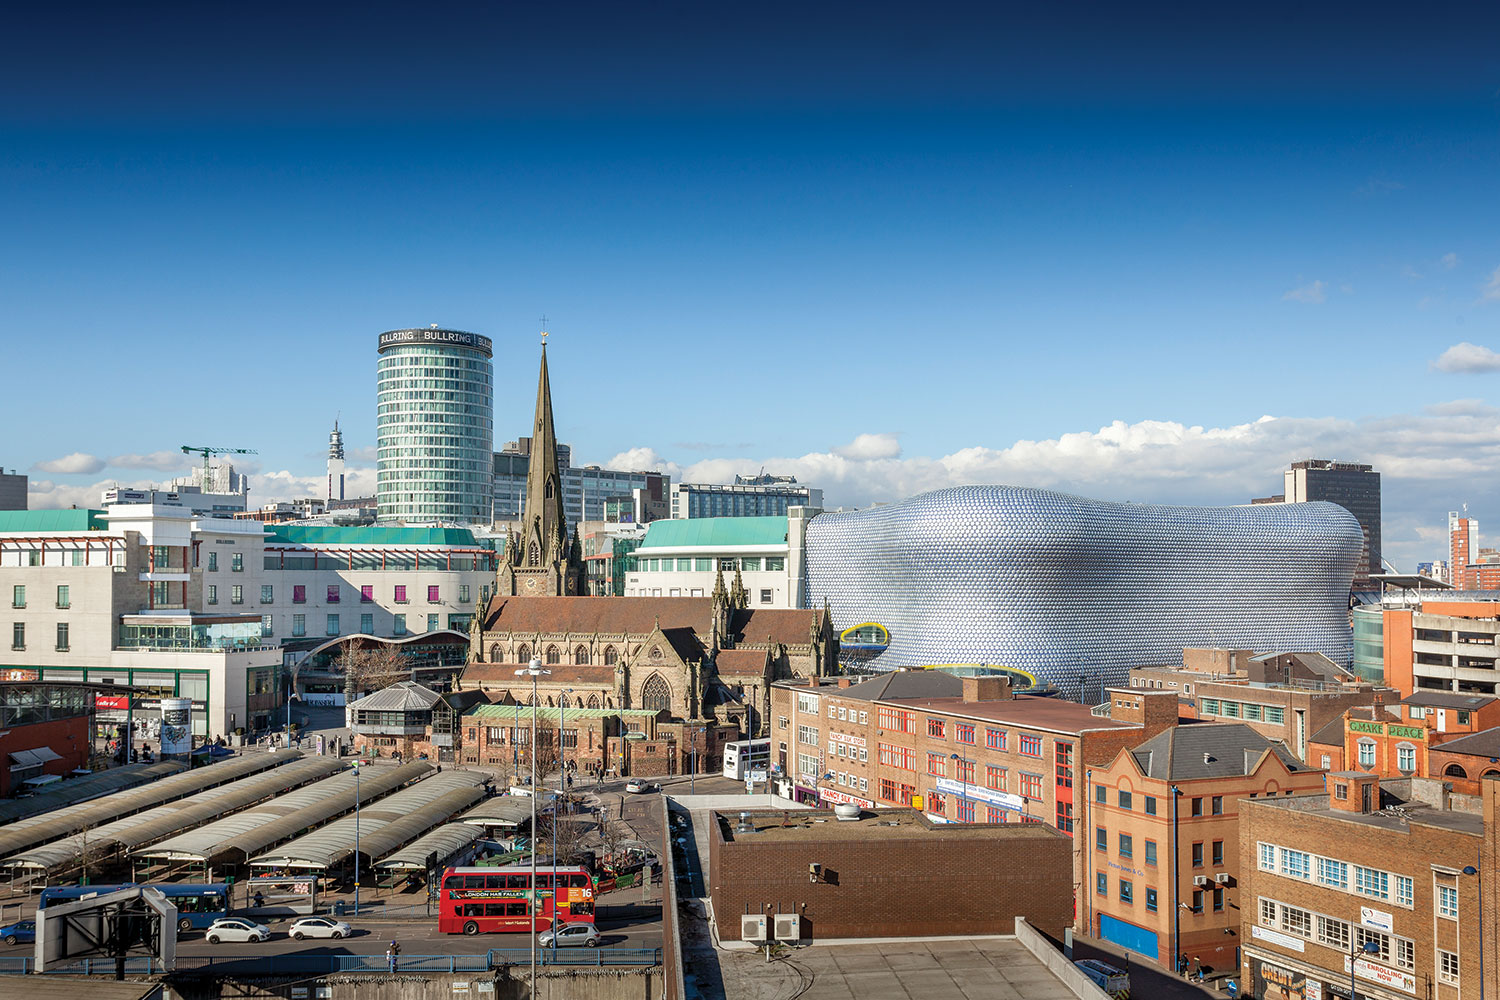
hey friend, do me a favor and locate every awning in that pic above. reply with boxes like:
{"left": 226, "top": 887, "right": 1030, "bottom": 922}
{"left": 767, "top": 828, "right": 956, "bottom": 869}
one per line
{"left": 9, "top": 748, "right": 63, "bottom": 768}
{"left": 23, "top": 775, "right": 62, "bottom": 787}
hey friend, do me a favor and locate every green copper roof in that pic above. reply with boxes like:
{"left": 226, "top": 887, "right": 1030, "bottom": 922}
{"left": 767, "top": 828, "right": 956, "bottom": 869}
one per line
{"left": 0, "top": 509, "right": 108, "bottom": 533}
{"left": 637, "top": 516, "right": 787, "bottom": 550}
{"left": 265, "top": 524, "right": 482, "bottom": 547}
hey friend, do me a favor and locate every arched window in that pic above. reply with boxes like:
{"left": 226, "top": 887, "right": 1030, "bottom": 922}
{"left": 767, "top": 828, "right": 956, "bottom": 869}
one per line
{"left": 650, "top": 646, "right": 662, "bottom": 660}
{"left": 545, "top": 479, "right": 554, "bottom": 499}
{"left": 1485, "top": 769, "right": 1500, "bottom": 779}
{"left": 528, "top": 541, "right": 540, "bottom": 564}
{"left": 641, "top": 673, "right": 672, "bottom": 712}
{"left": 1445, "top": 763, "right": 1469, "bottom": 779}
{"left": 490, "top": 644, "right": 501, "bottom": 662}
{"left": 517, "top": 644, "right": 531, "bottom": 662}
{"left": 546, "top": 645, "right": 560, "bottom": 665}
{"left": 575, "top": 645, "right": 590, "bottom": 665}
{"left": 604, "top": 646, "right": 617, "bottom": 666}
{"left": 586, "top": 693, "right": 600, "bottom": 709}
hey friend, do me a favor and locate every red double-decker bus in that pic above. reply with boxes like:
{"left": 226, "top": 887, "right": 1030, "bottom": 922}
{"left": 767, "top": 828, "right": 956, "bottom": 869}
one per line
{"left": 437, "top": 865, "right": 596, "bottom": 935}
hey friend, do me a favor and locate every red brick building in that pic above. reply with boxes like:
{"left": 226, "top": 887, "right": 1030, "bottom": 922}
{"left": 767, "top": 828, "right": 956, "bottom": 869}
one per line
{"left": 0, "top": 681, "right": 99, "bottom": 796}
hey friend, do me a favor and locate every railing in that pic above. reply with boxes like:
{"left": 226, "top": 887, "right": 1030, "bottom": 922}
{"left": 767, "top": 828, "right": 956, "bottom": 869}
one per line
{"left": 1090, "top": 703, "right": 1111, "bottom": 717}
{"left": 0, "top": 947, "right": 662, "bottom": 976}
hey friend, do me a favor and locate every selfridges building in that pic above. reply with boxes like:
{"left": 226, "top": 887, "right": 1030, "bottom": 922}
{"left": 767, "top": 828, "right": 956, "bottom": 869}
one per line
{"left": 805, "top": 486, "right": 1362, "bottom": 692}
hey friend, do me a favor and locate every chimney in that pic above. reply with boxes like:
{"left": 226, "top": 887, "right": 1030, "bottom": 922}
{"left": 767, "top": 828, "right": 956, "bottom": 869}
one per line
{"left": 962, "top": 675, "right": 1012, "bottom": 703}
{"left": 837, "top": 678, "right": 852, "bottom": 689}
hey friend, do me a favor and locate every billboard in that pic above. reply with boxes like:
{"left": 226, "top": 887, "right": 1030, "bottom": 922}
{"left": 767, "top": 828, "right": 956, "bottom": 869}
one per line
{"left": 1251, "top": 958, "right": 1321, "bottom": 1000}
{"left": 160, "top": 697, "right": 192, "bottom": 755}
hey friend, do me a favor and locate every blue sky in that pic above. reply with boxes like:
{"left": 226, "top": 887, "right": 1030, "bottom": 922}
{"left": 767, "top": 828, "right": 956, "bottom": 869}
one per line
{"left": 3, "top": 2, "right": 1499, "bottom": 568}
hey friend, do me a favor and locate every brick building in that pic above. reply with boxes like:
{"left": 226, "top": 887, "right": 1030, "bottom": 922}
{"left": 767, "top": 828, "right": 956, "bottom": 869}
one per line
{"left": 1302, "top": 692, "right": 1500, "bottom": 785}
{"left": 707, "top": 807, "right": 1073, "bottom": 942}
{"left": 768, "top": 670, "right": 1178, "bottom": 835}
{"left": 1369, "top": 598, "right": 1500, "bottom": 697}
{"left": 1240, "top": 772, "right": 1497, "bottom": 1000}
{"left": 0, "top": 681, "right": 97, "bottom": 796}
{"left": 1426, "top": 728, "right": 1500, "bottom": 787}
{"left": 1082, "top": 723, "right": 1326, "bottom": 972}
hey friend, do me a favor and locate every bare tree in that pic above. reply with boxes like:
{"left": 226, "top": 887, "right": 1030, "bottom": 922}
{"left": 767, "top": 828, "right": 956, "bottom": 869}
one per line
{"left": 339, "top": 642, "right": 409, "bottom": 704}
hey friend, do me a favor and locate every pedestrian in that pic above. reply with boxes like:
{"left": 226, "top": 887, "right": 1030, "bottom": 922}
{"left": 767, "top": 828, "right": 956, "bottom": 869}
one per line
{"left": 386, "top": 946, "right": 395, "bottom": 974}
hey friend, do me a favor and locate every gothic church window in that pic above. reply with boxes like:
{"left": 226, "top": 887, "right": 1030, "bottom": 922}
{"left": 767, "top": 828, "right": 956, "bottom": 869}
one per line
{"left": 576, "top": 645, "right": 590, "bottom": 665}
{"left": 517, "top": 644, "right": 531, "bottom": 662}
{"left": 587, "top": 693, "right": 600, "bottom": 709}
{"left": 546, "top": 645, "right": 560, "bottom": 665}
{"left": 642, "top": 673, "right": 671, "bottom": 712}
{"left": 604, "top": 646, "right": 617, "bottom": 666}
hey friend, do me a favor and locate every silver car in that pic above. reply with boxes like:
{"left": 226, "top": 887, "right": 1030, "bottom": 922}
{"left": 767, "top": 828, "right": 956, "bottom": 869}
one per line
{"left": 538, "top": 922, "right": 601, "bottom": 948}
{"left": 289, "top": 916, "right": 353, "bottom": 940}
{"left": 205, "top": 917, "right": 271, "bottom": 944}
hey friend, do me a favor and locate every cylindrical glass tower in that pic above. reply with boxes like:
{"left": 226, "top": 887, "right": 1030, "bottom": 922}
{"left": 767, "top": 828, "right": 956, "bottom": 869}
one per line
{"left": 376, "top": 327, "right": 494, "bottom": 523}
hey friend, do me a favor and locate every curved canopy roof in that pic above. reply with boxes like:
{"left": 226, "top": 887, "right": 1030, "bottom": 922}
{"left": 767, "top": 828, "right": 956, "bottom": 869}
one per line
{"left": 250, "top": 771, "right": 486, "bottom": 870}
{"left": 375, "top": 823, "right": 482, "bottom": 871}
{"left": 134, "top": 760, "right": 432, "bottom": 863}
{"left": 458, "top": 795, "right": 541, "bottom": 829}
{"left": 0, "top": 761, "right": 185, "bottom": 826}
{"left": 0, "top": 749, "right": 302, "bottom": 860}
{"left": 3, "top": 756, "right": 340, "bottom": 872}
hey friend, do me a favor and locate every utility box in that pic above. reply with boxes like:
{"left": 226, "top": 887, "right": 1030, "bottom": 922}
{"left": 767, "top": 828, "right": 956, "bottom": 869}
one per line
{"left": 773, "top": 913, "right": 802, "bottom": 942}
{"left": 741, "top": 914, "right": 768, "bottom": 942}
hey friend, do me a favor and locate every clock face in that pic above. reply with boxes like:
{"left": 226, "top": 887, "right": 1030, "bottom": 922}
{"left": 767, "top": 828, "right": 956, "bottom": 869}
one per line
{"left": 524, "top": 577, "right": 539, "bottom": 593}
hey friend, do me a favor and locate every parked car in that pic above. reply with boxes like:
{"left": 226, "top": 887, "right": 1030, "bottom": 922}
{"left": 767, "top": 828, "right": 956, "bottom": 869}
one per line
{"left": 288, "top": 916, "right": 352, "bottom": 940}
{"left": 625, "top": 779, "right": 657, "bottom": 793}
{"left": 538, "top": 922, "right": 601, "bottom": 948}
{"left": 205, "top": 917, "right": 271, "bottom": 944}
{"left": 0, "top": 919, "right": 35, "bottom": 945}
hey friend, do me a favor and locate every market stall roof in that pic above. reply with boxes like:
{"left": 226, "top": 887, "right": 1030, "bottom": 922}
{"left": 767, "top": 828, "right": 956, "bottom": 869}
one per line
{"left": 457, "top": 795, "right": 541, "bottom": 829}
{"left": 250, "top": 771, "right": 485, "bottom": 870}
{"left": 2, "top": 755, "right": 339, "bottom": 872}
{"left": 375, "top": 823, "right": 481, "bottom": 871}
{"left": 0, "top": 749, "right": 302, "bottom": 860}
{"left": 0, "top": 762, "right": 185, "bottom": 826}
{"left": 135, "top": 761, "right": 432, "bottom": 863}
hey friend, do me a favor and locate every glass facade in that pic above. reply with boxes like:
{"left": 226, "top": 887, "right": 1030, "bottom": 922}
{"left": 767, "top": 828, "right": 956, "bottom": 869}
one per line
{"left": 1351, "top": 604, "right": 1386, "bottom": 684}
{"left": 376, "top": 330, "right": 494, "bottom": 523}
{"left": 805, "top": 485, "right": 1363, "bottom": 690}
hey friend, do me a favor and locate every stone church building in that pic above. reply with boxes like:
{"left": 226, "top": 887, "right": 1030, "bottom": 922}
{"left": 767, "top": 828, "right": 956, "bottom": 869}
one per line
{"left": 462, "top": 342, "right": 837, "bottom": 741}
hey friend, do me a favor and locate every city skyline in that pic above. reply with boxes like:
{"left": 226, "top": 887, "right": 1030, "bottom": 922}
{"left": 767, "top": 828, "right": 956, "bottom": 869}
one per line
{"left": 5, "top": 2, "right": 1499, "bottom": 568}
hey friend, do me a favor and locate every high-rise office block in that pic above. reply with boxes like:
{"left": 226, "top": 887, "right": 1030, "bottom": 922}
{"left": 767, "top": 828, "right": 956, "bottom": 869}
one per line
{"left": 493, "top": 437, "right": 668, "bottom": 524}
{"left": 376, "top": 327, "right": 494, "bottom": 523}
{"left": 1283, "top": 459, "right": 1381, "bottom": 587}
{"left": 0, "top": 468, "right": 27, "bottom": 510}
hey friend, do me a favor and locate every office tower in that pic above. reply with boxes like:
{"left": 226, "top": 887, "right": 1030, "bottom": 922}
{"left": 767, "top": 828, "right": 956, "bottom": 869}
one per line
{"left": 1282, "top": 459, "right": 1381, "bottom": 587}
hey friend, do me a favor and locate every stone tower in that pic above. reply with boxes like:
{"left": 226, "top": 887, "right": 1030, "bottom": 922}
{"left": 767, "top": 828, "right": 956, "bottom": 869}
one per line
{"left": 497, "top": 340, "right": 584, "bottom": 597}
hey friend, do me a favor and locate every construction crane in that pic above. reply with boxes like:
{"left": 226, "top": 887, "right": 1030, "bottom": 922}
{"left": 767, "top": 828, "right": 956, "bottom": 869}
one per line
{"left": 180, "top": 445, "right": 258, "bottom": 479}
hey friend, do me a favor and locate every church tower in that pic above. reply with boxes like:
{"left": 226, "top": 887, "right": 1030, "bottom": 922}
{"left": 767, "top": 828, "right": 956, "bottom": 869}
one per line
{"left": 497, "top": 336, "right": 584, "bottom": 597}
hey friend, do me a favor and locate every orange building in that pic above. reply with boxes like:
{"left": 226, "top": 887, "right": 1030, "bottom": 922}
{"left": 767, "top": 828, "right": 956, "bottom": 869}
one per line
{"left": 1376, "top": 599, "right": 1500, "bottom": 697}
{"left": 1082, "top": 723, "right": 1326, "bottom": 973}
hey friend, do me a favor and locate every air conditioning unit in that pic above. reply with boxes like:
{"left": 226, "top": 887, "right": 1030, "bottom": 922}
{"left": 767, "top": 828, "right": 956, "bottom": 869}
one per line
{"left": 1192, "top": 875, "right": 1211, "bottom": 886}
{"left": 741, "top": 914, "right": 768, "bottom": 942}
{"left": 773, "top": 914, "right": 802, "bottom": 942}
{"left": 1214, "top": 873, "right": 1232, "bottom": 884}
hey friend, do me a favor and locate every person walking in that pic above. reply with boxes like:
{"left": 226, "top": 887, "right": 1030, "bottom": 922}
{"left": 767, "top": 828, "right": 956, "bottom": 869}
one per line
{"left": 386, "top": 945, "right": 395, "bottom": 974}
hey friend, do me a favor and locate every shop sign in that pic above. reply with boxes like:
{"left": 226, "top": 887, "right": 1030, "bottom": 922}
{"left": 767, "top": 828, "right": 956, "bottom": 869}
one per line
{"left": 1344, "top": 955, "right": 1417, "bottom": 994}
{"left": 1359, "top": 906, "right": 1393, "bottom": 932}
{"left": 1251, "top": 925, "right": 1305, "bottom": 952}
{"left": 1388, "top": 725, "right": 1425, "bottom": 740}
{"left": 934, "top": 776, "right": 1024, "bottom": 810}
{"left": 95, "top": 694, "right": 129, "bottom": 710}
{"left": 1252, "top": 958, "right": 1309, "bottom": 999}
{"left": 817, "top": 787, "right": 873, "bottom": 807}
{"left": 1349, "top": 720, "right": 1384, "bottom": 735}
{"left": 3, "top": 669, "right": 38, "bottom": 682}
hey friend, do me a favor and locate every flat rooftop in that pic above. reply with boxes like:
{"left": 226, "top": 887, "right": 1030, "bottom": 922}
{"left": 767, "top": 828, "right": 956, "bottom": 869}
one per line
{"left": 716, "top": 808, "right": 1065, "bottom": 844}
{"left": 1252, "top": 792, "right": 1485, "bottom": 837}
{"left": 880, "top": 694, "right": 1136, "bottom": 732}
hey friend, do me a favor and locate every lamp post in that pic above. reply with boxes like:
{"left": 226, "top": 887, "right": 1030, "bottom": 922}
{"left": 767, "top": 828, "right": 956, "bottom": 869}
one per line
{"left": 1464, "top": 852, "right": 1486, "bottom": 1000}
{"left": 1349, "top": 939, "right": 1380, "bottom": 999}
{"left": 515, "top": 657, "right": 550, "bottom": 1000}
{"left": 352, "top": 759, "right": 361, "bottom": 915}
{"left": 949, "top": 753, "right": 973, "bottom": 822}
{"left": 555, "top": 687, "right": 573, "bottom": 959}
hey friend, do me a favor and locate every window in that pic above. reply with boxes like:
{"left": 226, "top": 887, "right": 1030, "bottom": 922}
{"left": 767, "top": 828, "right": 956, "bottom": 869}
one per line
{"left": 1146, "top": 888, "right": 1158, "bottom": 912}
{"left": 459, "top": 584, "right": 470, "bottom": 603}
{"left": 954, "top": 757, "right": 974, "bottom": 782}
{"left": 361, "top": 585, "right": 374, "bottom": 603}
{"left": 1096, "top": 873, "right": 1107, "bottom": 896}
{"left": 1439, "top": 949, "right": 1460, "bottom": 986}
{"left": 1211, "top": 796, "right": 1223, "bottom": 815}
{"left": 1316, "top": 915, "right": 1349, "bottom": 950}
{"left": 1095, "top": 784, "right": 1107, "bottom": 804}
{"left": 394, "top": 585, "right": 408, "bottom": 604}
{"left": 360, "top": 612, "right": 373, "bottom": 633}
{"left": 1358, "top": 740, "right": 1377, "bottom": 767}
{"left": 1145, "top": 840, "right": 1157, "bottom": 866}
{"left": 955, "top": 722, "right": 975, "bottom": 744}
{"left": 838, "top": 707, "right": 846, "bottom": 721}
{"left": 1020, "top": 772, "right": 1044, "bottom": 798}
{"left": 325, "top": 614, "right": 339, "bottom": 635}
{"left": 828, "top": 704, "right": 837, "bottom": 718}
{"left": 1119, "top": 880, "right": 1133, "bottom": 904}
{"left": 293, "top": 585, "right": 306, "bottom": 604}
{"left": 1280, "top": 849, "right": 1311, "bottom": 880}
{"left": 1019, "top": 734, "right": 1042, "bottom": 757}
{"left": 207, "top": 552, "right": 218, "bottom": 572}
{"left": 986, "top": 765, "right": 1007, "bottom": 790}
{"left": 55, "top": 622, "right": 69, "bottom": 651}
{"left": 765, "top": 557, "right": 784, "bottom": 571}
{"left": 1395, "top": 874, "right": 1413, "bottom": 907}
{"left": 1096, "top": 827, "right": 1107, "bottom": 851}
{"left": 207, "top": 584, "right": 218, "bottom": 605}
{"left": 1144, "top": 795, "right": 1157, "bottom": 816}
{"left": 13, "top": 584, "right": 26, "bottom": 608}
{"left": 427, "top": 613, "right": 439, "bottom": 632}
{"left": 1458, "top": 710, "right": 1471, "bottom": 726}
{"left": 1213, "top": 889, "right": 1224, "bottom": 912}
{"left": 1317, "top": 857, "right": 1347, "bottom": 889}
{"left": 261, "top": 615, "right": 273, "bottom": 637}
{"left": 797, "top": 725, "right": 819, "bottom": 747}
{"left": 1354, "top": 866, "right": 1389, "bottom": 899}
{"left": 1118, "top": 833, "right": 1133, "bottom": 858}
{"left": 428, "top": 585, "right": 440, "bottom": 602}
{"left": 1397, "top": 745, "right": 1416, "bottom": 771}
{"left": 1212, "top": 840, "right": 1223, "bottom": 866}
{"left": 1055, "top": 801, "right": 1073, "bottom": 832}
{"left": 231, "top": 585, "right": 243, "bottom": 604}
{"left": 1281, "top": 905, "right": 1311, "bottom": 938}
{"left": 800, "top": 692, "right": 822, "bottom": 715}
{"left": 1438, "top": 884, "right": 1459, "bottom": 919}
{"left": 1334, "top": 782, "right": 1348, "bottom": 800}
{"left": 759, "top": 589, "right": 773, "bottom": 604}
{"left": 292, "top": 614, "right": 306, "bottom": 637}
{"left": 1260, "top": 898, "right": 1278, "bottom": 926}
{"left": 261, "top": 585, "right": 273, "bottom": 604}
{"left": 878, "top": 743, "right": 915, "bottom": 770}
{"left": 56, "top": 585, "right": 69, "bottom": 609}
{"left": 327, "top": 585, "right": 340, "bottom": 603}
{"left": 1191, "top": 890, "right": 1203, "bottom": 913}
{"left": 231, "top": 553, "right": 243, "bottom": 572}
{"left": 986, "top": 728, "right": 1006, "bottom": 750}
{"left": 394, "top": 613, "right": 406, "bottom": 635}
{"left": 1192, "top": 842, "right": 1204, "bottom": 868}
{"left": 928, "top": 794, "right": 945, "bottom": 816}
{"left": 1191, "top": 797, "right": 1203, "bottom": 817}
{"left": 927, "top": 717, "right": 946, "bottom": 738}
{"left": 1118, "top": 789, "right": 1132, "bottom": 810}
{"left": 927, "top": 752, "right": 947, "bottom": 777}
{"left": 956, "top": 798, "right": 975, "bottom": 823}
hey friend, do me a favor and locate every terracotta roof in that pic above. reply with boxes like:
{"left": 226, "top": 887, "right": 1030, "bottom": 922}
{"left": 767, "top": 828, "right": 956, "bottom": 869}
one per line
{"left": 730, "top": 608, "right": 821, "bottom": 646}
{"left": 481, "top": 595, "right": 712, "bottom": 635}
{"left": 715, "top": 648, "right": 770, "bottom": 676}
{"left": 1425, "top": 726, "right": 1500, "bottom": 759}
{"left": 880, "top": 693, "right": 1135, "bottom": 734}
{"left": 463, "top": 662, "right": 618, "bottom": 686}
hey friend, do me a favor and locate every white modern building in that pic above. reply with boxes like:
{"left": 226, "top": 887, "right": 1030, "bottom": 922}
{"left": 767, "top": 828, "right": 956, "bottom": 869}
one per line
{"left": 622, "top": 509, "right": 817, "bottom": 607}
{"left": 101, "top": 483, "right": 249, "bottom": 516}
{"left": 670, "top": 475, "right": 822, "bottom": 519}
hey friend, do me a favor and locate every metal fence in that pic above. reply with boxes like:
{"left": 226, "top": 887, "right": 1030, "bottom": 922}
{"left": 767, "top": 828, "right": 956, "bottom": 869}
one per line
{"left": 0, "top": 947, "right": 661, "bottom": 976}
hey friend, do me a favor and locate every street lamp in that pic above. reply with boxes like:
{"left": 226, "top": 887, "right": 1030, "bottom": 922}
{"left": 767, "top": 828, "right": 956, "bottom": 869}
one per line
{"left": 949, "top": 753, "right": 973, "bottom": 823}
{"left": 1464, "top": 854, "right": 1486, "bottom": 1000}
{"left": 1349, "top": 940, "right": 1380, "bottom": 999}
{"left": 352, "top": 759, "right": 361, "bottom": 915}
{"left": 515, "top": 657, "right": 550, "bottom": 1000}
{"left": 554, "top": 687, "right": 573, "bottom": 960}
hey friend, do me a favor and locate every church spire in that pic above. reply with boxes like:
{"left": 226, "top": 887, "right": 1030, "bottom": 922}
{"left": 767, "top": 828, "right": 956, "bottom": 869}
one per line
{"left": 523, "top": 339, "right": 567, "bottom": 567}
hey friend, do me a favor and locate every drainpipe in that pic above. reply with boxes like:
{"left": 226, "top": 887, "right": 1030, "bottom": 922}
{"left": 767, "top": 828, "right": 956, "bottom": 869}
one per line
{"left": 1084, "top": 769, "right": 1094, "bottom": 937}
{"left": 1170, "top": 784, "right": 1181, "bottom": 975}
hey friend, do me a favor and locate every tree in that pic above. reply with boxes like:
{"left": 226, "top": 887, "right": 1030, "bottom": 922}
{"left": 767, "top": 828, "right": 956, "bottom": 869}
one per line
{"left": 338, "top": 642, "right": 408, "bottom": 704}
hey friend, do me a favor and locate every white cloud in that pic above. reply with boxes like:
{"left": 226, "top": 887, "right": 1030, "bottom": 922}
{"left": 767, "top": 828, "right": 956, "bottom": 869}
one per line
{"left": 26, "top": 479, "right": 110, "bottom": 510}
{"left": 1282, "top": 280, "right": 1326, "bottom": 304}
{"left": 835, "top": 433, "right": 902, "bottom": 461}
{"left": 110, "top": 451, "right": 193, "bottom": 472}
{"left": 253, "top": 466, "right": 380, "bottom": 505}
{"left": 1440, "top": 252, "right": 1460, "bottom": 270}
{"left": 1432, "top": 342, "right": 1500, "bottom": 374}
{"left": 33, "top": 452, "right": 107, "bottom": 475}
{"left": 1483, "top": 265, "right": 1500, "bottom": 302}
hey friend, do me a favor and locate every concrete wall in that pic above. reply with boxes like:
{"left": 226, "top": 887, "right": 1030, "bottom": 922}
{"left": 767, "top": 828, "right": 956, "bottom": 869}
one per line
{"left": 163, "top": 971, "right": 661, "bottom": 1000}
{"left": 659, "top": 798, "right": 686, "bottom": 1000}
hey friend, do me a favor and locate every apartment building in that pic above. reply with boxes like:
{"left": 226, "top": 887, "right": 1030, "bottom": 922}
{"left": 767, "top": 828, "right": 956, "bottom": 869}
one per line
{"left": 1240, "top": 772, "right": 1495, "bottom": 1000}
{"left": 1082, "top": 724, "right": 1326, "bottom": 972}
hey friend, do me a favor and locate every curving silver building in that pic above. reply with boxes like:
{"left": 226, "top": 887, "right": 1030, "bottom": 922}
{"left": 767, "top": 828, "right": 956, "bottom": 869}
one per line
{"left": 805, "top": 486, "right": 1362, "bottom": 693}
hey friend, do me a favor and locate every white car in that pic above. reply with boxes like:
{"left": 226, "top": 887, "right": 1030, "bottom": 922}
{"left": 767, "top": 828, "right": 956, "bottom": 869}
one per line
{"left": 205, "top": 917, "right": 271, "bottom": 944}
{"left": 289, "top": 916, "right": 352, "bottom": 940}
{"left": 625, "top": 779, "right": 657, "bottom": 793}
{"left": 538, "top": 922, "right": 601, "bottom": 948}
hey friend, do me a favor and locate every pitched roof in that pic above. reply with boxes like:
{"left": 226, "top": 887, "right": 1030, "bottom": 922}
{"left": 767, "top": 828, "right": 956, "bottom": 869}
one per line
{"left": 638, "top": 516, "right": 789, "bottom": 550}
{"left": 715, "top": 648, "right": 770, "bottom": 676}
{"left": 1425, "top": 726, "right": 1500, "bottom": 758}
{"left": 463, "top": 663, "right": 618, "bottom": 687}
{"left": 350, "top": 680, "right": 442, "bottom": 712}
{"left": 839, "top": 670, "right": 963, "bottom": 701}
{"left": 730, "top": 608, "right": 822, "bottom": 647}
{"left": 480, "top": 596, "right": 711, "bottom": 635}
{"left": 465, "top": 704, "right": 662, "bottom": 722}
{"left": 1128, "top": 723, "right": 1304, "bottom": 780}
{"left": 1400, "top": 691, "right": 1499, "bottom": 710}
